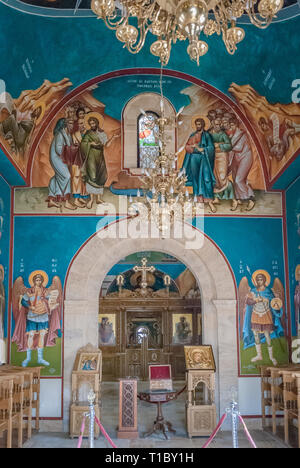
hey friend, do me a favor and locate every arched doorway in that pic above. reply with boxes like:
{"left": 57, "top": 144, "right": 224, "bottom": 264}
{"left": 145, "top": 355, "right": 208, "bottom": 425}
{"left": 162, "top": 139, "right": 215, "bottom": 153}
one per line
{"left": 98, "top": 251, "right": 202, "bottom": 381}
{"left": 63, "top": 219, "right": 237, "bottom": 429}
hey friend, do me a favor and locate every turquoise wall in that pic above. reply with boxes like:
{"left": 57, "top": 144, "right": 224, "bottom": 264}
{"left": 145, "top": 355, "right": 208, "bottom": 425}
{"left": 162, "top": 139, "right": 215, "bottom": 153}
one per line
{"left": 10, "top": 215, "right": 287, "bottom": 362}
{"left": 0, "top": 2, "right": 299, "bottom": 106}
{"left": 0, "top": 3, "right": 298, "bottom": 392}
{"left": 286, "top": 176, "right": 300, "bottom": 336}
{"left": 0, "top": 175, "right": 10, "bottom": 339}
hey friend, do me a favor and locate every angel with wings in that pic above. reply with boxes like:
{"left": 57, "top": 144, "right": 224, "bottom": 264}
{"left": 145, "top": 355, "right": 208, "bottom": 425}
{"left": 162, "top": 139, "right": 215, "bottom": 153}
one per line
{"left": 239, "top": 269, "right": 286, "bottom": 367}
{"left": 12, "top": 270, "right": 62, "bottom": 368}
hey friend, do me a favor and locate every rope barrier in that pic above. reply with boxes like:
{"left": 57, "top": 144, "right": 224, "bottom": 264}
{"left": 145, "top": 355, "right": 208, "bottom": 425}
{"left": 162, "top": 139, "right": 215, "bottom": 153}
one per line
{"left": 77, "top": 414, "right": 117, "bottom": 449}
{"left": 238, "top": 415, "right": 257, "bottom": 449}
{"left": 95, "top": 416, "right": 118, "bottom": 448}
{"left": 202, "top": 410, "right": 257, "bottom": 448}
{"left": 77, "top": 415, "right": 86, "bottom": 449}
{"left": 202, "top": 413, "right": 227, "bottom": 448}
{"left": 77, "top": 396, "right": 256, "bottom": 449}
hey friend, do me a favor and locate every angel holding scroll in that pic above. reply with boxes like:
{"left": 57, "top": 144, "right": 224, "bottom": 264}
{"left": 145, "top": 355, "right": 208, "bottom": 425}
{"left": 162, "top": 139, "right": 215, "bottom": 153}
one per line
{"left": 239, "top": 270, "right": 286, "bottom": 367}
{"left": 12, "top": 271, "right": 62, "bottom": 368}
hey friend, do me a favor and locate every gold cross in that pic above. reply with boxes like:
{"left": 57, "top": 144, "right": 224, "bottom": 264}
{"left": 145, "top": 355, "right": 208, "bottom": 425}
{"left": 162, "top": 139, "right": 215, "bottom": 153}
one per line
{"left": 133, "top": 257, "right": 155, "bottom": 290}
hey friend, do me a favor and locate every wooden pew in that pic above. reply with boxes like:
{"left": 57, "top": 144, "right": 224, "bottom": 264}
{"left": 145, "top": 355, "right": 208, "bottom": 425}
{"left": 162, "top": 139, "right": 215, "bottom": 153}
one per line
{"left": 279, "top": 369, "right": 299, "bottom": 447}
{"left": 267, "top": 365, "right": 300, "bottom": 435}
{"left": 259, "top": 366, "right": 272, "bottom": 429}
{"left": 0, "top": 373, "right": 24, "bottom": 448}
{"left": 0, "top": 376, "right": 14, "bottom": 448}
{"left": 0, "top": 366, "right": 41, "bottom": 431}
{"left": 0, "top": 368, "right": 33, "bottom": 440}
{"left": 292, "top": 372, "right": 300, "bottom": 449}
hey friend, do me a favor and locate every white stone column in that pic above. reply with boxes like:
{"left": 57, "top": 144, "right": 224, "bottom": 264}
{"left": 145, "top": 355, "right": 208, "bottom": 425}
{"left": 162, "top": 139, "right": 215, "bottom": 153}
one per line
{"left": 213, "top": 299, "right": 238, "bottom": 429}
{"left": 63, "top": 300, "right": 99, "bottom": 431}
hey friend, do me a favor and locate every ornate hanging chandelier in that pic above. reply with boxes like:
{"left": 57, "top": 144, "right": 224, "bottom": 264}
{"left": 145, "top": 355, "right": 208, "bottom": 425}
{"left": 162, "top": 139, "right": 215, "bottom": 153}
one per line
{"left": 127, "top": 66, "right": 197, "bottom": 234}
{"left": 91, "top": 0, "right": 283, "bottom": 65}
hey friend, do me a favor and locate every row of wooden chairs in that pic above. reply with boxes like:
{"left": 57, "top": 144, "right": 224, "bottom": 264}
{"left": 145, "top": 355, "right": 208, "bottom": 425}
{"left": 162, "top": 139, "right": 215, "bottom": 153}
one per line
{"left": 0, "top": 366, "right": 41, "bottom": 448}
{"left": 260, "top": 365, "right": 300, "bottom": 448}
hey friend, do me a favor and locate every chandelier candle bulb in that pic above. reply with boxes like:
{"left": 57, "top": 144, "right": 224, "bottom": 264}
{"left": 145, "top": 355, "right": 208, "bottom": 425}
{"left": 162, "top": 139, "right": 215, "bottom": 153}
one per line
{"left": 91, "top": 0, "right": 283, "bottom": 64}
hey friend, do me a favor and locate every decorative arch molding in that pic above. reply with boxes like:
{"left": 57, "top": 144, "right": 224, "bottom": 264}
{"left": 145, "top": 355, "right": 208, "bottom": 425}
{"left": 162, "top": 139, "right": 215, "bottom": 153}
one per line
{"left": 27, "top": 68, "right": 268, "bottom": 189}
{"left": 63, "top": 218, "right": 238, "bottom": 430}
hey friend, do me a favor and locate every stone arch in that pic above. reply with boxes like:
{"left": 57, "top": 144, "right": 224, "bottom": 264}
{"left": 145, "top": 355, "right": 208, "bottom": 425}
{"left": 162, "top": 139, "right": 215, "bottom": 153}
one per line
{"left": 63, "top": 218, "right": 237, "bottom": 429}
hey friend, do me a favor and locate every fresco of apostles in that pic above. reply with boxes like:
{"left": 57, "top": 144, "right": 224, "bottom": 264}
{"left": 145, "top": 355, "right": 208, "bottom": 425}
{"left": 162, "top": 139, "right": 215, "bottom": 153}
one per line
{"left": 238, "top": 269, "right": 288, "bottom": 374}
{"left": 0, "top": 78, "right": 72, "bottom": 173}
{"left": 28, "top": 82, "right": 264, "bottom": 213}
{"left": 230, "top": 83, "right": 300, "bottom": 181}
{"left": 2, "top": 75, "right": 299, "bottom": 197}
{"left": 31, "top": 94, "right": 122, "bottom": 211}
{"left": 46, "top": 104, "right": 121, "bottom": 210}
{"left": 182, "top": 110, "right": 257, "bottom": 213}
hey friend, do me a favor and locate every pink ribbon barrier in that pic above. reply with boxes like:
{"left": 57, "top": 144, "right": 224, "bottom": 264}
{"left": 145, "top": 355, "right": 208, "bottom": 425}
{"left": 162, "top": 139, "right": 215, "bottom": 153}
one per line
{"left": 202, "top": 413, "right": 227, "bottom": 448}
{"left": 77, "top": 415, "right": 86, "bottom": 449}
{"left": 238, "top": 415, "right": 257, "bottom": 448}
{"left": 95, "top": 416, "right": 118, "bottom": 448}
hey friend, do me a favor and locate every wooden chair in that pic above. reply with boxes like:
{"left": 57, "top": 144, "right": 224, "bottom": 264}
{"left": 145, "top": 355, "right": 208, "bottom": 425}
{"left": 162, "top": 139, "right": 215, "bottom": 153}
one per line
{"left": 267, "top": 365, "right": 300, "bottom": 435}
{"left": 30, "top": 367, "right": 41, "bottom": 431}
{"left": 279, "top": 369, "right": 299, "bottom": 447}
{"left": 19, "top": 370, "right": 33, "bottom": 440}
{"left": 259, "top": 366, "right": 272, "bottom": 429}
{"left": 0, "top": 373, "right": 25, "bottom": 448}
{"left": 1, "top": 365, "right": 41, "bottom": 431}
{"left": 11, "top": 373, "right": 25, "bottom": 448}
{"left": 1, "top": 369, "right": 33, "bottom": 440}
{"left": 0, "top": 376, "right": 14, "bottom": 448}
{"left": 292, "top": 372, "right": 300, "bottom": 449}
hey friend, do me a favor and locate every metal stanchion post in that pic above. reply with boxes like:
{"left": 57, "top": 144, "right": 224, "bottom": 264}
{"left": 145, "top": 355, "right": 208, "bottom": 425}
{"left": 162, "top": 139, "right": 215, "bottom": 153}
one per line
{"left": 230, "top": 400, "right": 239, "bottom": 449}
{"left": 88, "top": 390, "right": 96, "bottom": 449}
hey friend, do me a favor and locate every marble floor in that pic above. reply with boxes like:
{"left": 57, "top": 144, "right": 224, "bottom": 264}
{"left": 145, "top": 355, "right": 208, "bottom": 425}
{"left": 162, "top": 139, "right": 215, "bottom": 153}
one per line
{"left": 19, "top": 382, "right": 290, "bottom": 449}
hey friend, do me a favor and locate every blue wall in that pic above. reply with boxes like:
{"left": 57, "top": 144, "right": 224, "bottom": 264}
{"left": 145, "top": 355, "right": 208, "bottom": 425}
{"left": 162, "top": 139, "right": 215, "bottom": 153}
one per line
{"left": 0, "top": 175, "right": 11, "bottom": 338}
{"left": 0, "top": 2, "right": 299, "bottom": 106}
{"left": 286, "top": 176, "right": 300, "bottom": 336}
{"left": 12, "top": 216, "right": 286, "bottom": 293}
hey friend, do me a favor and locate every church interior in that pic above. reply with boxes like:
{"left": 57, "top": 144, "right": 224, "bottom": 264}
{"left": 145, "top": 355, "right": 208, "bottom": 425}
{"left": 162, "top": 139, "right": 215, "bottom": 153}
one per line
{"left": 0, "top": 0, "right": 300, "bottom": 451}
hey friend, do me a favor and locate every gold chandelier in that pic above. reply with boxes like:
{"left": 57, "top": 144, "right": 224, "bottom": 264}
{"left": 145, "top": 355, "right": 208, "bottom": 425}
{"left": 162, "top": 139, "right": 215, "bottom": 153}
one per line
{"left": 127, "top": 66, "right": 197, "bottom": 234}
{"left": 91, "top": 0, "right": 284, "bottom": 65}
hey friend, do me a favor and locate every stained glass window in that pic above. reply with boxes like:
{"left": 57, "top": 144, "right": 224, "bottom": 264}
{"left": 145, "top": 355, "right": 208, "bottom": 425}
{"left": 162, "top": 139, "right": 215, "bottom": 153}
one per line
{"left": 138, "top": 111, "right": 160, "bottom": 168}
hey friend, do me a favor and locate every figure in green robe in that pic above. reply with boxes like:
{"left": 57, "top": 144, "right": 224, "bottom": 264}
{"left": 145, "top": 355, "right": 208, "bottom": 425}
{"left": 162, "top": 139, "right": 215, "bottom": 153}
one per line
{"left": 209, "top": 116, "right": 237, "bottom": 207}
{"left": 80, "top": 116, "right": 118, "bottom": 209}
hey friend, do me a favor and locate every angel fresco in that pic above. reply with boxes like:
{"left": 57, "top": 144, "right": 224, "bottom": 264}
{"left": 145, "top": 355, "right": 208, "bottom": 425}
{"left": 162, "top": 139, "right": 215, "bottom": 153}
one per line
{"left": 12, "top": 271, "right": 62, "bottom": 368}
{"left": 239, "top": 270, "right": 286, "bottom": 368}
